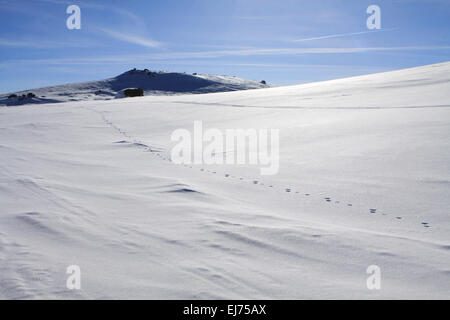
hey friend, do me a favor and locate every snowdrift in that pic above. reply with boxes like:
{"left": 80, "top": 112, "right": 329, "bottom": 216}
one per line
{"left": 0, "top": 62, "right": 449, "bottom": 299}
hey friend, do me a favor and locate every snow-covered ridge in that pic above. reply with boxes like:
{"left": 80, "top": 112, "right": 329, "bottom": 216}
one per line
{"left": 0, "top": 68, "right": 271, "bottom": 106}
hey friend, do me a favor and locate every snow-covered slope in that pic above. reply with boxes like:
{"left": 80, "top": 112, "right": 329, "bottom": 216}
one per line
{"left": 0, "top": 69, "right": 270, "bottom": 106}
{"left": 0, "top": 62, "right": 449, "bottom": 299}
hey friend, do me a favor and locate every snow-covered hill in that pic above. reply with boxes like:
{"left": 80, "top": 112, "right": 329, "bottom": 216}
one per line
{"left": 0, "top": 69, "right": 270, "bottom": 106}
{"left": 0, "top": 62, "right": 449, "bottom": 299}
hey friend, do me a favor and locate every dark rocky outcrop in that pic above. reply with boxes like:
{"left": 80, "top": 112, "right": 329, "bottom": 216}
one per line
{"left": 123, "top": 88, "right": 144, "bottom": 97}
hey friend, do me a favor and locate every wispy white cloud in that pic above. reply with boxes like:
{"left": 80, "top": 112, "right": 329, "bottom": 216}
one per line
{"left": 1, "top": 45, "right": 449, "bottom": 68}
{"left": 99, "top": 28, "right": 162, "bottom": 48}
{"left": 0, "top": 39, "right": 45, "bottom": 48}
{"left": 290, "top": 29, "right": 396, "bottom": 42}
{"left": 36, "top": 0, "right": 146, "bottom": 26}
{"left": 139, "top": 45, "right": 450, "bottom": 59}
{"left": 0, "top": 38, "right": 94, "bottom": 48}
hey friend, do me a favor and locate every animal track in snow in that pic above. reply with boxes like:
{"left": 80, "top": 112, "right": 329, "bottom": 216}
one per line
{"left": 95, "top": 108, "right": 433, "bottom": 231}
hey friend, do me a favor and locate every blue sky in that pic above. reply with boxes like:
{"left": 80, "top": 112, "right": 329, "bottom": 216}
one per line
{"left": 0, "top": 0, "right": 449, "bottom": 92}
